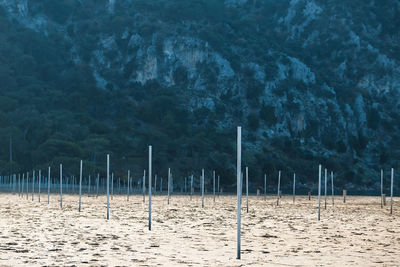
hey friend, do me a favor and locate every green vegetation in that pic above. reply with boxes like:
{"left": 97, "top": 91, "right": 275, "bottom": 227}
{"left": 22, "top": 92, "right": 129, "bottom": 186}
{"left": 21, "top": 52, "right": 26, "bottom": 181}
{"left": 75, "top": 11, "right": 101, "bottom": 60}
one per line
{"left": 0, "top": 0, "right": 399, "bottom": 192}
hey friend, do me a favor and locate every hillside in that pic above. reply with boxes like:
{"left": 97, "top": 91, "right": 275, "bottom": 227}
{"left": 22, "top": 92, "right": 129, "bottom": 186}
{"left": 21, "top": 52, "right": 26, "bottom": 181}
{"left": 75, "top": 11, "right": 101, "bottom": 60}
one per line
{"left": 0, "top": 0, "right": 399, "bottom": 192}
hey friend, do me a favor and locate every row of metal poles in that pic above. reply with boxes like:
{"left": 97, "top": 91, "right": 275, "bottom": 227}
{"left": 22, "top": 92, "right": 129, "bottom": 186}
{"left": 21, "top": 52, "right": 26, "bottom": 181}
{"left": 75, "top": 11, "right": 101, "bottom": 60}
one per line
{"left": 1, "top": 127, "right": 396, "bottom": 261}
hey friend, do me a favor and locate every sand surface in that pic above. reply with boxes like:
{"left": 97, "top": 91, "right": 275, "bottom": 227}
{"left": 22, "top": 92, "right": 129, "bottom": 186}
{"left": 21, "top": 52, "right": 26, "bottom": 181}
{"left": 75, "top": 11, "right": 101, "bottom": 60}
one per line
{"left": 0, "top": 193, "right": 399, "bottom": 266}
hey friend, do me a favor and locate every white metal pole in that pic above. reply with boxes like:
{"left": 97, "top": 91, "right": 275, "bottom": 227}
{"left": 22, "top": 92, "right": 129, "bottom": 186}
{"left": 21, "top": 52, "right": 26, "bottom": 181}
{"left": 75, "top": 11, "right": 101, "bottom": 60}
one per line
{"left": 293, "top": 173, "right": 295, "bottom": 204}
{"left": 331, "top": 171, "right": 334, "bottom": 205}
{"left": 22, "top": 174, "right": 25, "bottom": 198}
{"left": 96, "top": 173, "right": 99, "bottom": 198}
{"left": 190, "top": 175, "right": 193, "bottom": 200}
{"left": 246, "top": 167, "right": 248, "bottom": 213}
{"left": 127, "top": 170, "right": 130, "bottom": 201}
{"left": 318, "top": 164, "right": 321, "bottom": 221}
{"left": 88, "top": 174, "right": 91, "bottom": 197}
{"left": 264, "top": 173, "right": 266, "bottom": 201}
{"left": 18, "top": 174, "right": 21, "bottom": 197}
{"left": 111, "top": 172, "right": 114, "bottom": 200}
{"left": 48, "top": 167, "right": 50, "bottom": 204}
{"left": 202, "top": 169, "right": 205, "bottom": 208}
{"left": 217, "top": 175, "right": 220, "bottom": 198}
{"left": 106, "top": 154, "right": 110, "bottom": 220}
{"left": 26, "top": 172, "right": 28, "bottom": 200}
{"left": 60, "top": 165, "right": 63, "bottom": 209}
{"left": 38, "top": 170, "right": 41, "bottom": 202}
{"left": 155, "top": 174, "right": 157, "bottom": 195}
{"left": 236, "top": 126, "right": 242, "bottom": 260}
{"left": 143, "top": 170, "right": 146, "bottom": 203}
{"left": 390, "top": 168, "right": 394, "bottom": 215}
{"left": 213, "top": 171, "right": 216, "bottom": 202}
{"left": 32, "top": 170, "right": 35, "bottom": 201}
{"left": 149, "top": 146, "right": 152, "bottom": 231}
{"left": 381, "top": 169, "right": 383, "bottom": 208}
{"left": 168, "top": 168, "right": 171, "bottom": 204}
{"left": 276, "top": 171, "right": 281, "bottom": 206}
{"left": 79, "top": 160, "right": 83, "bottom": 212}
{"left": 324, "top": 168, "right": 327, "bottom": 210}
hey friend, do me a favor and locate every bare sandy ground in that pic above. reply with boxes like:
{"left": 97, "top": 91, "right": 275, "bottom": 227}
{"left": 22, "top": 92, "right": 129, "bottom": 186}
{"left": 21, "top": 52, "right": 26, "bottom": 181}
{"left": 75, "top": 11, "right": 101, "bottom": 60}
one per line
{"left": 0, "top": 193, "right": 399, "bottom": 266}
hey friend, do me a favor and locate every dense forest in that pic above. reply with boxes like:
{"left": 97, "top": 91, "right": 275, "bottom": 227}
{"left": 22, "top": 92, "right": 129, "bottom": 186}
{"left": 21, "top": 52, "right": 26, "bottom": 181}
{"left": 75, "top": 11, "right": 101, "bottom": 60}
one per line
{"left": 0, "top": 0, "right": 399, "bottom": 193}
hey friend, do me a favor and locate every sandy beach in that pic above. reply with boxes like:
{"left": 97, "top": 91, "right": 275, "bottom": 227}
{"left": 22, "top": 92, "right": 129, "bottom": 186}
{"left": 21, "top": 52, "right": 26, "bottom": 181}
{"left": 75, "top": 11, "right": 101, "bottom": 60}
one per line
{"left": 0, "top": 193, "right": 398, "bottom": 266}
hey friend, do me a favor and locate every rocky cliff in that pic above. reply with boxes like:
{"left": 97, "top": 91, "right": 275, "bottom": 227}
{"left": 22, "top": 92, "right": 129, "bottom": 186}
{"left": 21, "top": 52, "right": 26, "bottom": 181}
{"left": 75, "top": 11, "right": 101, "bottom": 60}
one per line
{"left": 0, "top": 0, "right": 399, "bottom": 192}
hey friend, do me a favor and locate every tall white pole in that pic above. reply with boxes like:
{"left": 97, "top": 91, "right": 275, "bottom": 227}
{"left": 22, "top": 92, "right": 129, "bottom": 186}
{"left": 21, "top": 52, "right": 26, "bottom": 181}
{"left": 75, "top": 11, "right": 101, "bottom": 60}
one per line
{"left": 155, "top": 175, "right": 157, "bottom": 195}
{"left": 324, "top": 168, "right": 327, "bottom": 210}
{"left": 48, "top": 167, "right": 50, "bottom": 204}
{"left": 127, "top": 170, "right": 130, "bottom": 201}
{"left": 96, "top": 173, "right": 99, "bottom": 198}
{"left": 88, "top": 175, "right": 91, "bottom": 197}
{"left": 236, "top": 126, "right": 241, "bottom": 260}
{"left": 381, "top": 169, "right": 383, "bottom": 208}
{"left": 106, "top": 154, "right": 110, "bottom": 220}
{"left": 18, "top": 174, "right": 21, "bottom": 197}
{"left": 60, "top": 165, "right": 63, "bottom": 209}
{"left": 26, "top": 172, "right": 28, "bottom": 199}
{"left": 118, "top": 177, "right": 120, "bottom": 195}
{"left": 213, "top": 171, "right": 216, "bottom": 202}
{"left": 21, "top": 174, "right": 24, "bottom": 198}
{"left": 217, "top": 175, "right": 220, "bottom": 198}
{"left": 201, "top": 169, "right": 205, "bottom": 208}
{"left": 331, "top": 171, "right": 334, "bottom": 205}
{"left": 79, "top": 160, "right": 83, "bottom": 212}
{"left": 390, "top": 168, "right": 394, "bottom": 215}
{"left": 264, "top": 174, "right": 266, "bottom": 201}
{"left": 143, "top": 170, "right": 146, "bottom": 203}
{"left": 246, "top": 167, "right": 249, "bottom": 213}
{"left": 190, "top": 175, "right": 193, "bottom": 200}
{"left": 276, "top": 171, "right": 281, "bottom": 206}
{"left": 318, "top": 164, "right": 321, "bottom": 221}
{"left": 38, "top": 170, "right": 41, "bottom": 202}
{"left": 149, "top": 146, "right": 152, "bottom": 231}
{"left": 168, "top": 168, "right": 171, "bottom": 204}
{"left": 26, "top": 172, "right": 29, "bottom": 200}
{"left": 293, "top": 173, "right": 296, "bottom": 204}
{"left": 111, "top": 172, "right": 114, "bottom": 200}
{"left": 32, "top": 170, "right": 35, "bottom": 201}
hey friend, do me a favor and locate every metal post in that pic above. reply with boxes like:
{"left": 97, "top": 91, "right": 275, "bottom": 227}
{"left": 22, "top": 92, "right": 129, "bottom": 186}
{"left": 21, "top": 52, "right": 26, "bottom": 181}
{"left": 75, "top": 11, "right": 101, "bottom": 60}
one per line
{"left": 201, "top": 169, "right": 205, "bottom": 208}
{"left": 293, "top": 173, "right": 295, "bottom": 204}
{"left": 127, "top": 170, "right": 130, "bottom": 201}
{"left": 318, "top": 165, "right": 321, "bottom": 221}
{"left": 32, "top": 170, "right": 35, "bottom": 201}
{"left": 106, "top": 155, "right": 110, "bottom": 220}
{"left": 381, "top": 169, "right": 383, "bottom": 209}
{"left": 331, "top": 171, "right": 334, "bottom": 205}
{"left": 79, "top": 160, "right": 83, "bottom": 212}
{"left": 48, "top": 167, "right": 50, "bottom": 204}
{"left": 168, "top": 168, "right": 171, "bottom": 204}
{"left": 213, "top": 171, "right": 216, "bottom": 202}
{"left": 217, "top": 175, "right": 220, "bottom": 198}
{"left": 236, "top": 126, "right": 241, "bottom": 260}
{"left": 60, "top": 165, "right": 63, "bottom": 209}
{"left": 390, "top": 168, "right": 394, "bottom": 215}
{"left": 246, "top": 167, "right": 248, "bottom": 213}
{"left": 324, "top": 168, "right": 327, "bottom": 210}
{"left": 38, "top": 170, "right": 41, "bottom": 202}
{"left": 148, "top": 146, "right": 152, "bottom": 230}
{"left": 143, "top": 170, "right": 146, "bottom": 203}
{"left": 276, "top": 171, "right": 281, "bottom": 206}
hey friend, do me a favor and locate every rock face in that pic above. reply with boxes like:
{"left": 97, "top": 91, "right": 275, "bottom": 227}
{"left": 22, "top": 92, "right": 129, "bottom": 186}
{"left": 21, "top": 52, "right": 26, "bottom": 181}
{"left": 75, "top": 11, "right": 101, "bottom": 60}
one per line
{"left": 1, "top": 0, "right": 399, "bottom": 191}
